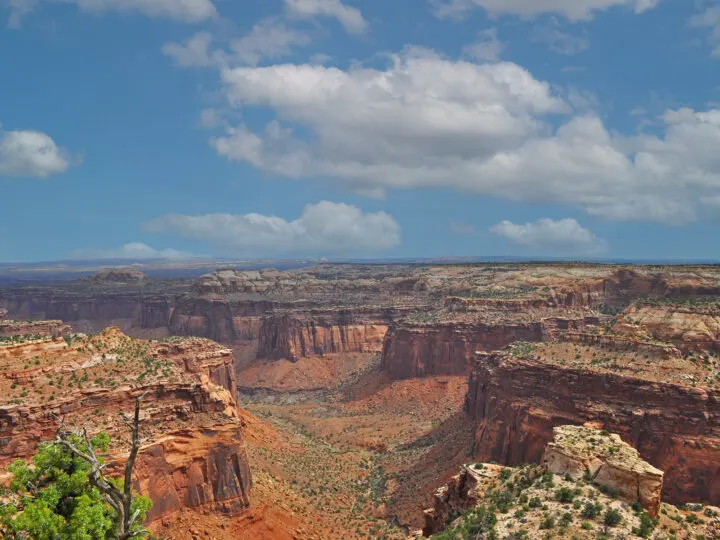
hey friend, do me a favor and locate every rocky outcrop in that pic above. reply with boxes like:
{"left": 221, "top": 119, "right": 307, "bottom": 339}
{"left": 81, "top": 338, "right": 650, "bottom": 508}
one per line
{"left": 0, "top": 319, "right": 71, "bottom": 338}
{"left": 421, "top": 465, "right": 483, "bottom": 535}
{"left": 130, "top": 424, "right": 252, "bottom": 521}
{"left": 543, "top": 425, "right": 664, "bottom": 515}
{"left": 381, "top": 316, "right": 603, "bottom": 380}
{"left": 0, "top": 309, "right": 7, "bottom": 320}
{"left": 0, "top": 328, "right": 253, "bottom": 524}
{"left": 465, "top": 351, "right": 720, "bottom": 506}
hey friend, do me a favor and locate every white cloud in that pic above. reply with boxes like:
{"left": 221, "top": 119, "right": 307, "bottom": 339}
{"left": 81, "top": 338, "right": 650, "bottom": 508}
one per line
{"left": 462, "top": 28, "right": 504, "bottom": 62}
{"left": 162, "top": 20, "right": 311, "bottom": 69}
{"left": 8, "top": 0, "right": 217, "bottom": 25}
{"left": 70, "top": 243, "right": 197, "bottom": 260}
{"left": 142, "top": 201, "right": 401, "bottom": 256}
{"left": 230, "top": 18, "right": 311, "bottom": 66}
{"left": 690, "top": 6, "right": 720, "bottom": 58}
{"left": 162, "top": 32, "right": 220, "bottom": 68}
{"left": 206, "top": 48, "right": 720, "bottom": 225}
{"left": 432, "top": 0, "right": 661, "bottom": 21}
{"left": 0, "top": 128, "right": 70, "bottom": 178}
{"left": 532, "top": 17, "right": 589, "bottom": 55}
{"left": 284, "top": 0, "right": 367, "bottom": 34}
{"left": 491, "top": 218, "right": 609, "bottom": 255}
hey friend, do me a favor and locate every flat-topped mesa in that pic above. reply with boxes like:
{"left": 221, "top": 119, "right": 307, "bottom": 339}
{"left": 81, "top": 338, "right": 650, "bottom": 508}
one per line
{"left": 0, "top": 326, "right": 253, "bottom": 524}
{"left": 381, "top": 314, "right": 604, "bottom": 380}
{"left": 465, "top": 345, "right": 720, "bottom": 506}
{"left": 563, "top": 331, "right": 683, "bottom": 359}
{"left": 84, "top": 267, "right": 147, "bottom": 285}
{"left": 192, "top": 268, "right": 297, "bottom": 295}
{"left": 543, "top": 425, "right": 664, "bottom": 515}
{"left": 0, "top": 318, "right": 72, "bottom": 338}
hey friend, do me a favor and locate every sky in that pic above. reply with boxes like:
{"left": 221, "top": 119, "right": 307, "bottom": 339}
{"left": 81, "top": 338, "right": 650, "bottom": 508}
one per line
{"left": 2, "top": 0, "right": 720, "bottom": 262}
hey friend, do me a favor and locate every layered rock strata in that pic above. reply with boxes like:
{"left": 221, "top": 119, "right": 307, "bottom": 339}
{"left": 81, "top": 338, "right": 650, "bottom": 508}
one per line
{"left": 255, "top": 309, "right": 413, "bottom": 361}
{"left": 381, "top": 315, "right": 604, "bottom": 380}
{"left": 0, "top": 318, "right": 71, "bottom": 338}
{"left": 0, "top": 327, "right": 253, "bottom": 524}
{"left": 465, "top": 350, "right": 720, "bottom": 505}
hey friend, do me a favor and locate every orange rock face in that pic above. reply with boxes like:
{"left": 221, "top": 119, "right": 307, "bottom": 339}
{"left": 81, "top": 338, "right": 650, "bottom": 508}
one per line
{"left": 256, "top": 311, "right": 406, "bottom": 361}
{"left": 0, "top": 327, "right": 253, "bottom": 525}
{"left": 465, "top": 350, "right": 720, "bottom": 506}
{"left": 381, "top": 316, "right": 604, "bottom": 380}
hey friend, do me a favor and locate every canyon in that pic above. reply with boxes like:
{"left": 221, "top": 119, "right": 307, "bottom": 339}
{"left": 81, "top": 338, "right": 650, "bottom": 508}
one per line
{"left": 1, "top": 262, "right": 720, "bottom": 538}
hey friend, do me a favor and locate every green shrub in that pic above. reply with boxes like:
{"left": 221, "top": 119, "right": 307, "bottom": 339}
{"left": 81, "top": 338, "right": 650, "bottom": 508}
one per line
{"left": 555, "top": 487, "right": 575, "bottom": 503}
{"left": 581, "top": 502, "right": 602, "bottom": 519}
{"left": 603, "top": 508, "right": 622, "bottom": 527}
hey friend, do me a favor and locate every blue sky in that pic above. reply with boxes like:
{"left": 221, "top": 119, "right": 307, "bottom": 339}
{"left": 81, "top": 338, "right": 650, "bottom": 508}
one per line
{"left": 2, "top": 0, "right": 720, "bottom": 262}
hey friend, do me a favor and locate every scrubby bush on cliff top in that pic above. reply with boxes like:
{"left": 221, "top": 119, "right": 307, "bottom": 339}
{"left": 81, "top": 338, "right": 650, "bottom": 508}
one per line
{"left": 1, "top": 396, "right": 153, "bottom": 540}
{"left": 0, "top": 432, "right": 152, "bottom": 540}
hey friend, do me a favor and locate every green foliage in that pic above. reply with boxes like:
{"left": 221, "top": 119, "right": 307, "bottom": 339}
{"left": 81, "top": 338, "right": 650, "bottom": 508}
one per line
{"left": 538, "top": 514, "right": 555, "bottom": 530}
{"left": 528, "top": 497, "right": 542, "bottom": 509}
{"left": 555, "top": 487, "right": 575, "bottom": 503}
{"left": 635, "top": 512, "right": 657, "bottom": 538}
{"left": 0, "top": 433, "right": 151, "bottom": 540}
{"left": 431, "top": 505, "right": 497, "bottom": 540}
{"left": 581, "top": 502, "right": 603, "bottom": 519}
{"left": 603, "top": 508, "right": 622, "bottom": 527}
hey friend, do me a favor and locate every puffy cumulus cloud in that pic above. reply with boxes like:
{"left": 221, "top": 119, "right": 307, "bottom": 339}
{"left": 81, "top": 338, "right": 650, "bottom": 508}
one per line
{"left": 690, "top": 6, "right": 720, "bottom": 58}
{"left": 431, "top": 0, "right": 661, "bottom": 21}
{"left": 70, "top": 243, "right": 197, "bottom": 260}
{"left": 207, "top": 48, "right": 720, "bottom": 225}
{"left": 491, "top": 218, "right": 609, "bottom": 255}
{"left": 8, "top": 0, "right": 217, "bottom": 26}
{"left": 284, "top": 0, "right": 367, "bottom": 34}
{"left": 142, "top": 201, "right": 401, "bottom": 256}
{"left": 0, "top": 128, "right": 70, "bottom": 178}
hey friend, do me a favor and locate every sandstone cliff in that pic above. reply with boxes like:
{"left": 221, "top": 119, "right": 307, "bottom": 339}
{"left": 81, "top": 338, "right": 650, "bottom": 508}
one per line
{"left": 465, "top": 349, "right": 720, "bottom": 506}
{"left": 0, "top": 327, "right": 253, "bottom": 525}
{"left": 255, "top": 310, "right": 404, "bottom": 361}
{"left": 381, "top": 315, "right": 603, "bottom": 380}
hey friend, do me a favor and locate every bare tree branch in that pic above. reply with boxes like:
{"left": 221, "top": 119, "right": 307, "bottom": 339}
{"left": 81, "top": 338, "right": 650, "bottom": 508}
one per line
{"left": 53, "top": 392, "right": 149, "bottom": 540}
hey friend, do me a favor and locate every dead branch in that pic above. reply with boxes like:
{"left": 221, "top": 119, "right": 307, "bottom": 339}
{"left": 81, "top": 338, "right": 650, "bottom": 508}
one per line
{"left": 53, "top": 392, "right": 150, "bottom": 539}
